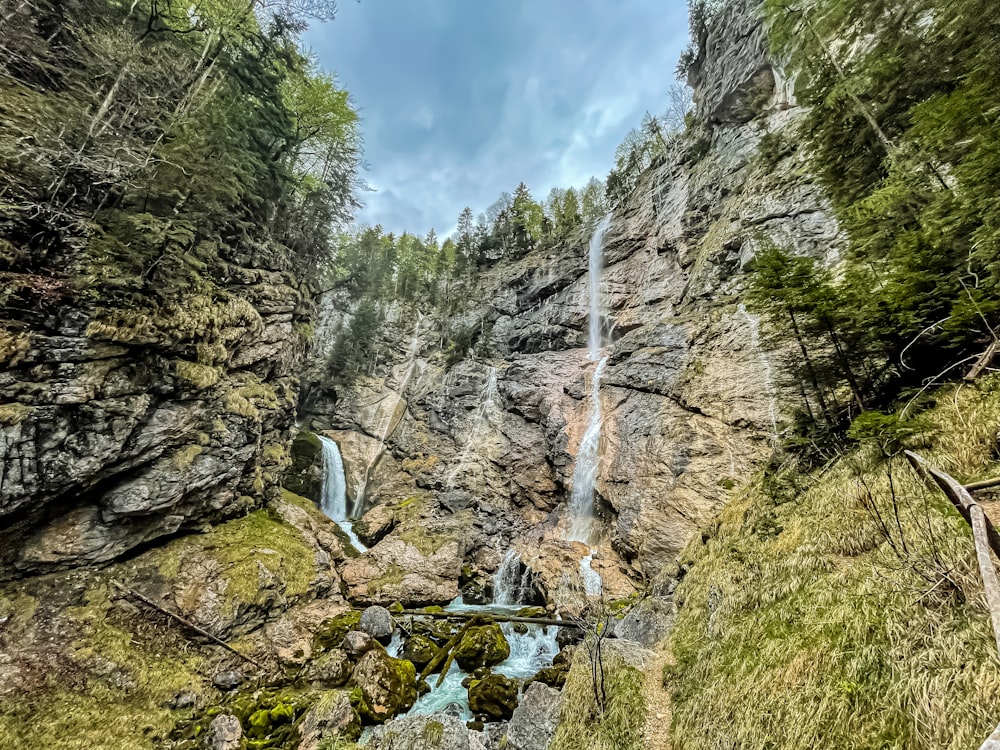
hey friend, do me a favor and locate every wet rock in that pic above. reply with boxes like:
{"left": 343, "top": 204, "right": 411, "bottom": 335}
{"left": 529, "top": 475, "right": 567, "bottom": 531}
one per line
{"left": 506, "top": 682, "right": 564, "bottom": 750}
{"left": 400, "top": 634, "right": 439, "bottom": 671}
{"left": 515, "top": 606, "right": 546, "bottom": 619}
{"left": 453, "top": 624, "right": 510, "bottom": 672}
{"left": 342, "top": 630, "right": 382, "bottom": 660}
{"left": 460, "top": 580, "right": 491, "bottom": 605}
{"left": 366, "top": 714, "right": 489, "bottom": 750}
{"left": 552, "top": 646, "right": 575, "bottom": 666}
{"left": 527, "top": 664, "right": 568, "bottom": 689}
{"left": 468, "top": 673, "right": 518, "bottom": 722}
{"left": 296, "top": 691, "right": 361, "bottom": 750}
{"left": 303, "top": 649, "right": 352, "bottom": 688}
{"left": 207, "top": 713, "right": 243, "bottom": 750}
{"left": 555, "top": 626, "right": 584, "bottom": 650}
{"left": 351, "top": 649, "right": 418, "bottom": 724}
{"left": 212, "top": 670, "right": 243, "bottom": 691}
{"left": 360, "top": 605, "right": 395, "bottom": 644}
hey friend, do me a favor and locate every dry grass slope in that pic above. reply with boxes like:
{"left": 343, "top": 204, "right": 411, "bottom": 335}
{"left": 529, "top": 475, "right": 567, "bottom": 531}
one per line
{"left": 667, "top": 376, "right": 1000, "bottom": 750}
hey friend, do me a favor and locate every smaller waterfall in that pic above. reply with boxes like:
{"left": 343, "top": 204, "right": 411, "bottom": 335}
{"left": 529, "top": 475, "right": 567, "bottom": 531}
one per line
{"left": 567, "top": 355, "right": 608, "bottom": 542}
{"left": 493, "top": 548, "right": 532, "bottom": 606}
{"left": 737, "top": 303, "right": 779, "bottom": 444}
{"left": 579, "top": 552, "right": 603, "bottom": 597}
{"left": 318, "top": 435, "right": 347, "bottom": 521}
{"left": 317, "top": 435, "right": 367, "bottom": 552}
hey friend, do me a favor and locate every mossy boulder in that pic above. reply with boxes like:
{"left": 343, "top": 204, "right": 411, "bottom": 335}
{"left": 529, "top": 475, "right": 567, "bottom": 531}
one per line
{"left": 172, "top": 690, "right": 314, "bottom": 749}
{"left": 400, "top": 634, "right": 439, "bottom": 671}
{"left": 528, "top": 664, "right": 569, "bottom": 689}
{"left": 350, "top": 650, "right": 418, "bottom": 724}
{"left": 313, "top": 610, "right": 362, "bottom": 652}
{"left": 468, "top": 673, "right": 518, "bottom": 722}
{"left": 516, "top": 606, "right": 547, "bottom": 619}
{"left": 303, "top": 649, "right": 352, "bottom": 688}
{"left": 453, "top": 624, "right": 510, "bottom": 672}
{"left": 296, "top": 691, "right": 361, "bottom": 750}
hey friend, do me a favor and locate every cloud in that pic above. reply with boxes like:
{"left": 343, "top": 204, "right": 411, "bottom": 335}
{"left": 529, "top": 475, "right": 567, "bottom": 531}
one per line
{"left": 304, "top": 0, "right": 690, "bottom": 235}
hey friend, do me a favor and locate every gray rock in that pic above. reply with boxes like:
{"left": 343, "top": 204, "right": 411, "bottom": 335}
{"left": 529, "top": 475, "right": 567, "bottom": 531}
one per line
{"left": 506, "top": 682, "right": 564, "bottom": 750}
{"left": 303, "top": 649, "right": 352, "bottom": 688}
{"left": 341, "top": 630, "right": 381, "bottom": 659}
{"left": 212, "top": 670, "right": 243, "bottom": 691}
{"left": 166, "top": 691, "right": 198, "bottom": 710}
{"left": 613, "top": 596, "right": 676, "bottom": 647}
{"left": 366, "top": 713, "right": 488, "bottom": 750}
{"left": 297, "top": 691, "right": 360, "bottom": 750}
{"left": 207, "top": 713, "right": 242, "bottom": 750}
{"left": 359, "top": 605, "right": 395, "bottom": 644}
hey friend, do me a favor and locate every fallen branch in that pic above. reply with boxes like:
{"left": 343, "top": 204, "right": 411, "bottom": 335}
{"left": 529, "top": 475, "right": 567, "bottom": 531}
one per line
{"left": 111, "top": 580, "right": 264, "bottom": 669}
{"left": 399, "top": 609, "right": 584, "bottom": 629}
{"left": 965, "top": 477, "right": 1000, "bottom": 493}
{"left": 418, "top": 619, "right": 475, "bottom": 684}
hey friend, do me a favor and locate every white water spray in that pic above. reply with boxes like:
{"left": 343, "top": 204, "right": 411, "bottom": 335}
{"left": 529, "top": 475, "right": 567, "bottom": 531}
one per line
{"left": 738, "top": 303, "right": 779, "bottom": 444}
{"left": 567, "top": 356, "right": 608, "bottom": 543}
{"left": 579, "top": 552, "right": 603, "bottom": 597}
{"left": 587, "top": 215, "right": 612, "bottom": 360}
{"left": 493, "top": 548, "right": 532, "bottom": 606}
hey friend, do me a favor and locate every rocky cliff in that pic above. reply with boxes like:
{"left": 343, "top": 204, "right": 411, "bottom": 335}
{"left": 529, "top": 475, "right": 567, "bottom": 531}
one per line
{"left": 299, "top": 0, "right": 842, "bottom": 591}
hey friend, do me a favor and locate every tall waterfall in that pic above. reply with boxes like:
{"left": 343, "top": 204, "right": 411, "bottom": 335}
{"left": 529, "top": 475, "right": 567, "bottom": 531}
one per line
{"left": 567, "top": 216, "right": 613, "bottom": 543}
{"left": 318, "top": 435, "right": 347, "bottom": 522}
{"left": 737, "top": 303, "right": 779, "bottom": 444}
{"left": 567, "top": 356, "right": 608, "bottom": 542}
{"left": 587, "top": 215, "right": 612, "bottom": 360}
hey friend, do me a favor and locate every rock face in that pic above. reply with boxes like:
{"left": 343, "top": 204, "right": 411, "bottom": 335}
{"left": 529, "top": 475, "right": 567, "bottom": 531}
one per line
{"left": 506, "top": 682, "right": 565, "bottom": 750}
{"left": 296, "top": 0, "right": 841, "bottom": 583}
{"left": 0, "top": 273, "right": 310, "bottom": 579}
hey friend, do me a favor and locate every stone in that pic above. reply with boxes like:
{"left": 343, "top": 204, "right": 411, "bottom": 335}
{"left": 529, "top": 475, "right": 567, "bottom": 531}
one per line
{"left": 342, "top": 630, "right": 381, "bottom": 660}
{"left": 468, "top": 673, "right": 518, "bottom": 722}
{"left": 359, "top": 605, "right": 395, "bottom": 644}
{"left": 314, "top": 610, "right": 362, "bottom": 651}
{"left": 350, "top": 649, "right": 418, "bottom": 724}
{"left": 166, "top": 691, "right": 198, "bottom": 710}
{"left": 506, "top": 682, "right": 565, "bottom": 750}
{"left": 296, "top": 691, "right": 361, "bottom": 750}
{"left": 207, "top": 713, "right": 243, "bottom": 750}
{"left": 353, "top": 504, "right": 397, "bottom": 547}
{"left": 460, "top": 580, "right": 491, "bottom": 605}
{"left": 453, "top": 625, "right": 510, "bottom": 672}
{"left": 303, "top": 649, "right": 352, "bottom": 688}
{"left": 612, "top": 595, "right": 676, "bottom": 647}
{"left": 527, "top": 665, "right": 568, "bottom": 689}
{"left": 365, "top": 714, "right": 489, "bottom": 750}
{"left": 212, "top": 670, "right": 243, "bottom": 691}
{"left": 400, "top": 634, "right": 439, "bottom": 671}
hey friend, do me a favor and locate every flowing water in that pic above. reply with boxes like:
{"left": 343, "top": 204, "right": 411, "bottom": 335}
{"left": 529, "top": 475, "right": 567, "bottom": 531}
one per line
{"left": 317, "top": 435, "right": 367, "bottom": 552}
{"left": 404, "top": 550, "right": 558, "bottom": 721}
{"left": 567, "top": 356, "right": 608, "bottom": 543}
{"left": 446, "top": 366, "right": 500, "bottom": 492}
{"left": 737, "top": 303, "right": 780, "bottom": 444}
{"left": 579, "top": 552, "right": 603, "bottom": 597}
{"left": 587, "top": 215, "right": 613, "bottom": 360}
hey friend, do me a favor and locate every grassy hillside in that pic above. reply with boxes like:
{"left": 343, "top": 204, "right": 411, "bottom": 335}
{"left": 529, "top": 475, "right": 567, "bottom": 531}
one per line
{"left": 667, "top": 376, "right": 1000, "bottom": 749}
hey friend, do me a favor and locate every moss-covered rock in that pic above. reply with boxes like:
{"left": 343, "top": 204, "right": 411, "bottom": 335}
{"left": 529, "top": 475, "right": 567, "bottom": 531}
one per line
{"left": 303, "top": 649, "right": 352, "bottom": 688}
{"left": 400, "top": 634, "right": 439, "bottom": 671}
{"left": 468, "top": 673, "right": 518, "bottom": 722}
{"left": 453, "top": 624, "right": 510, "bottom": 672}
{"left": 313, "top": 610, "right": 362, "bottom": 652}
{"left": 516, "top": 606, "right": 547, "bottom": 619}
{"left": 350, "top": 650, "right": 418, "bottom": 725}
{"left": 528, "top": 664, "right": 569, "bottom": 689}
{"left": 172, "top": 690, "right": 316, "bottom": 750}
{"left": 296, "top": 690, "right": 361, "bottom": 750}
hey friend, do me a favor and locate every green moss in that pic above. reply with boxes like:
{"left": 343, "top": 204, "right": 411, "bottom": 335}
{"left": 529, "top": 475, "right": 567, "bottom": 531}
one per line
{"left": 396, "top": 526, "right": 449, "bottom": 556}
{"left": 171, "top": 444, "right": 204, "bottom": 470}
{"left": 0, "top": 402, "right": 28, "bottom": 426}
{"left": 453, "top": 624, "right": 510, "bottom": 671}
{"left": 366, "top": 564, "right": 405, "bottom": 596}
{"left": 314, "top": 610, "right": 363, "bottom": 652}
{"left": 174, "top": 359, "right": 221, "bottom": 390}
{"left": 172, "top": 689, "right": 316, "bottom": 750}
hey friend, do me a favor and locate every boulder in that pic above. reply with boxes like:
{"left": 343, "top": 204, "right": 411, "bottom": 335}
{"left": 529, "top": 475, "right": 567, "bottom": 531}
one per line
{"left": 460, "top": 580, "right": 491, "bottom": 605}
{"left": 350, "top": 649, "right": 418, "bottom": 724}
{"left": 365, "top": 714, "right": 488, "bottom": 750}
{"left": 359, "top": 605, "right": 395, "bottom": 644}
{"left": 296, "top": 691, "right": 361, "bottom": 750}
{"left": 353, "top": 504, "right": 397, "bottom": 547}
{"left": 506, "top": 682, "right": 564, "bottom": 750}
{"left": 212, "top": 670, "right": 243, "bottom": 691}
{"left": 207, "top": 713, "right": 243, "bottom": 750}
{"left": 313, "top": 610, "right": 362, "bottom": 651}
{"left": 400, "top": 634, "right": 439, "bottom": 671}
{"left": 342, "top": 630, "right": 382, "bottom": 660}
{"left": 468, "top": 673, "right": 518, "bottom": 722}
{"left": 454, "top": 624, "right": 510, "bottom": 672}
{"left": 303, "top": 649, "right": 352, "bottom": 688}
{"left": 612, "top": 595, "right": 675, "bottom": 647}
{"left": 527, "top": 664, "right": 568, "bottom": 689}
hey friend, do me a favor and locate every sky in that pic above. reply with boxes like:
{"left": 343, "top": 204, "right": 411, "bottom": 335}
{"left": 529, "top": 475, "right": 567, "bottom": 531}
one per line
{"left": 304, "top": 0, "right": 691, "bottom": 236}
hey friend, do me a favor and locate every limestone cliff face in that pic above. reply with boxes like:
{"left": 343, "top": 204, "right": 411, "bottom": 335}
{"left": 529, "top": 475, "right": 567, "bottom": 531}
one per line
{"left": 301, "top": 0, "right": 842, "bottom": 581}
{"left": 0, "top": 263, "right": 311, "bottom": 579}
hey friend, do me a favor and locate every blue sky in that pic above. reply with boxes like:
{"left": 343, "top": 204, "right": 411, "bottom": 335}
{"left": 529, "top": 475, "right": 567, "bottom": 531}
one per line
{"left": 305, "top": 1, "right": 690, "bottom": 235}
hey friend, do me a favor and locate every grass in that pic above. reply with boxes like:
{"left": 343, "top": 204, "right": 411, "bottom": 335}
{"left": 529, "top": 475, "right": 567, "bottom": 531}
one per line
{"left": 666, "top": 376, "right": 1000, "bottom": 750}
{"left": 550, "top": 642, "right": 647, "bottom": 750}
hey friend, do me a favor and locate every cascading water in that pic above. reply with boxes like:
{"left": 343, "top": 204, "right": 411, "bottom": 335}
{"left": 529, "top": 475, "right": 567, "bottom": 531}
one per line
{"left": 587, "top": 215, "right": 612, "bottom": 360}
{"left": 737, "top": 302, "right": 780, "bottom": 444}
{"left": 493, "top": 548, "right": 533, "bottom": 606}
{"left": 567, "top": 356, "right": 608, "bottom": 543}
{"left": 317, "top": 435, "right": 367, "bottom": 552}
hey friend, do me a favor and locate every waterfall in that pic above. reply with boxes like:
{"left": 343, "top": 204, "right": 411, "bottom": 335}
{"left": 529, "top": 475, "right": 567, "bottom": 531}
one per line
{"left": 493, "top": 548, "right": 532, "bottom": 606}
{"left": 579, "top": 552, "right": 603, "bottom": 597}
{"left": 587, "top": 215, "right": 612, "bottom": 360}
{"left": 318, "top": 435, "right": 347, "bottom": 522}
{"left": 317, "top": 435, "right": 367, "bottom": 552}
{"left": 737, "top": 303, "right": 779, "bottom": 444}
{"left": 567, "top": 355, "right": 608, "bottom": 543}
{"left": 446, "top": 366, "right": 500, "bottom": 492}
